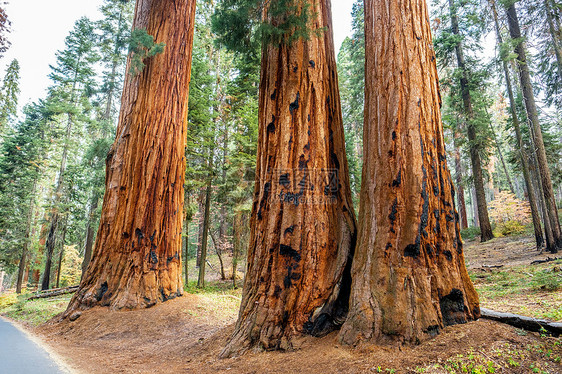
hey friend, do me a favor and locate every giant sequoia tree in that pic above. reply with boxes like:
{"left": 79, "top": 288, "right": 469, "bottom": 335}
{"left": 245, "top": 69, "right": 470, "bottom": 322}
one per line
{"left": 339, "top": 0, "right": 479, "bottom": 345}
{"left": 220, "top": 0, "right": 357, "bottom": 357}
{"left": 65, "top": 0, "right": 196, "bottom": 313}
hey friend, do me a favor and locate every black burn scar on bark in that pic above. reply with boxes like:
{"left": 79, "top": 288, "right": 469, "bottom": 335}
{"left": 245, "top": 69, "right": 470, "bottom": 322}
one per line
{"left": 279, "top": 173, "right": 290, "bottom": 187}
{"left": 280, "top": 244, "right": 301, "bottom": 262}
{"left": 271, "top": 89, "right": 277, "bottom": 100}
{"left": 149, "top": 250, "right": 158, "bottom": 264}
{"left": 96, "top": 282, "right": 109, "bottom": 301}
{"left": 392, "top": 170, "right": 401, "bottom": 187}
{"left": 135, "top": 228, "right": 144, "bottom": 246}
{"left": 289, "top": 92, "right": 300, "bottom": 114}
{"left": 284, "top": 225, "right": 296, "bottom": 235}
{"left": 443, "top": 250, "right": 453, "bottom": 261}
{"left": 440, "top": 288, "right": 468, "bottom": 326}
{"left": 389, "top": 198, "right": 398, "bottom": 225}
{"left": 257, "top": 182, "right": 271, "bottom": 220}
{"left": 420, "top": 167, "right": 429, "bottom": 238}
{"left": 309, "top": 60, "right": 315, "bottom": 68}
{"left": 267, "top": 115, "right": 276, "bottom": 133}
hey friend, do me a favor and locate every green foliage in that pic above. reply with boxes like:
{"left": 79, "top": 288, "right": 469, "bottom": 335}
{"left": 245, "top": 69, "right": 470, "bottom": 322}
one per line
{"left": 461, "top": 226, "right": 481, "bottom": 241}
{"left": 530, "top": 268, "right": 562, "bottom": 291}
{"left": 128, "top": 29, "right": 165, "bottom": 75}
{"left": 337, "top": 0, "right": 364, "bottom": 205}
{"left": 59, "top": 245, "right": 82, "bottom": 287}
{"left": 212, "top": 0, "right": 321, "bottom": 55}
{"left": 0, "top": 59, "right": 20, "bottom": 131}
{"left": 0, "top": 293, "right": 73, "bottom": 326}
{"left": 495, "top": 220, "right": 527, "bottom": 236}
{"left": 0, "top": 103, "right": 48, "bottom": 272}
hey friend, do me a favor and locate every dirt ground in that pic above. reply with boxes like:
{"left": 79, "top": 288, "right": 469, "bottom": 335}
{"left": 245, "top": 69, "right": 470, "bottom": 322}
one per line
{"left": 32, "top": 236, "right": 562, "bottom": 373}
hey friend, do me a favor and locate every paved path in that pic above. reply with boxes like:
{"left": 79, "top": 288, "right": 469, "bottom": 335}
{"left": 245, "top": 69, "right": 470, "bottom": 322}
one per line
{"left": 0, "top": 317, "right": 67, "bottom": 373}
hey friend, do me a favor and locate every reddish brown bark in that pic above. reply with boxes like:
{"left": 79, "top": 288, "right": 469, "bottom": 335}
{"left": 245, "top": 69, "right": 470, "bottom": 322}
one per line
{"left": 65, "top": 0, "right": 196, "bottom": 313}
{"left": 220, "top": 0, "right": 357, "bottom": 357}
{"left": 339, "top": 0, "right": 479, "bottom": 345}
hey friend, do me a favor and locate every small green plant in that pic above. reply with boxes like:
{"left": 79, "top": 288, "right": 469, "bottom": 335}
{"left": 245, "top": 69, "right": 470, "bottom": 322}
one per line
{"left": 531, "top": 270, "right": 562, "bottom": 291}
{"left": 128, "top": 29, "right": 166, "bottom": 75}
{"left": 495, "top": 220, "right": 527, "bottom": 237}
{"left": 461, "top": 226, "right": 481, "bottom": 241}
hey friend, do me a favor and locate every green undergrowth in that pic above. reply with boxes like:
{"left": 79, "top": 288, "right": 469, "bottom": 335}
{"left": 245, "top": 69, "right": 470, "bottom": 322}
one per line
{"left": 469, "top": 259, "right": 562, "bottom": 321}
{"left": 415, "top": 340, "right": 562, "bottom": 373}
{"left": 0, "top": 292, "right": 72, "bottom": 326}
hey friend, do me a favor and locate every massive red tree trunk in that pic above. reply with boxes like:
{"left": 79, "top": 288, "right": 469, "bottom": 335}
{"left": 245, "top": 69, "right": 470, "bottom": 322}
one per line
{"left": 339, "top": 0, "right": 479, "bottom": 345}
{"left": 220, "top": 0, "right": 357, "bottom": 357}
{"left": 65, "top": 0, "right": 196, "bottom": 313}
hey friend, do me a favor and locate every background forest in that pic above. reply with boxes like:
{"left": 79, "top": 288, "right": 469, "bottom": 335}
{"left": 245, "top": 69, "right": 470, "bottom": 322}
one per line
{"left": 0, "top": 0, "right": 561, "bottom": 293}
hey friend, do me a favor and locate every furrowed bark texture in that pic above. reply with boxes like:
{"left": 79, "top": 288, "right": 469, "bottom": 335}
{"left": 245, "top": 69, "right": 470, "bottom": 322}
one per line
{"left": 220, "top": 0, "right": 357, "bottom": 357}
{"left": 339, "top": 0, "right": 480, "bottom": 346}
{"left": 65, "top": 0, "right": 196, "bottom": 313}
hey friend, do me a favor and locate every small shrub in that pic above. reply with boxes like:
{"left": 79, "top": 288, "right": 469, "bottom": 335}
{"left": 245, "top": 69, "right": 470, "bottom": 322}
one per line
{"left": 495, "top": 220, "right": 527, "bottom": 237}
{"left": 0, "top": 293, "right": 17, "bottom": 309}
{"left": 530, "top": 270, "right": 562, "bottom": 291}
{"left": 461, "top": 226, "right": 481, "bottom": 241}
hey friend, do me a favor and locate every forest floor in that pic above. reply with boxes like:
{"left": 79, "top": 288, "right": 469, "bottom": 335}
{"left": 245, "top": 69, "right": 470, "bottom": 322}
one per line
{"left": 1, "top": 235, "right": 561, "bottom": 373}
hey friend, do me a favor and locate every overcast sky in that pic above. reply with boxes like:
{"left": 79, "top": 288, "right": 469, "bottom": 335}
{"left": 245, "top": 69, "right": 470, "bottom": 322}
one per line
{"left": 0, "top": 0, "right": 354, "bottom": 112}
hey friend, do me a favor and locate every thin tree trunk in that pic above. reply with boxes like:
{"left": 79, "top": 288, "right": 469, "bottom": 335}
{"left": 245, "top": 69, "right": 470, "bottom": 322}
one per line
{"left": 232, "top": 210, "right": 243, "bottom": 288}
{"left": 81, "top": 194, "right": 99, "bottom": 279}
{"left": 17, "top": 182, "right": 37, "bottom": 294}
{"left": 531, "top": 127, "right": 556, "bottom": 250}
{"left": 489, "top": 0, "right": 544, "bottom": 249}
{"left": 544, "top": 0, "right": 562, "bottom": 82}
{"left": 55, "top": 221, "right": 68, "bottom": 289}
{"left": 506, "top": 2, "right": 561, "bottom": 253}
{"left": 488, "top": 121, "right": 515, "bottom": 194}
{"left": 210, "top": 231, "right": 226, "bottom": 280}
{"left": 196, "top": 192, "right": 205, "bottom": 267}
{"left": 221, "top": 0, "right": 357, "bottom": 357}
{"left": 449, "top": 0, "right": 494, "bottom": 242}
{"left": 339, "top": 0, "right": 479, "bottom": 345}
{"left": 453, "top": 131, "right": 469, "bottom": 229}
{"left": 183, "top": 196, "right": 190, "bottom": 287}
{"left": 42, "top": 114, "right": 73, "bottom": 290}
{"left": 64, "top": 0, "right": 197, "bottom": 314}
{"left": 197, "top": 172, "right": 212, "bottom": 288}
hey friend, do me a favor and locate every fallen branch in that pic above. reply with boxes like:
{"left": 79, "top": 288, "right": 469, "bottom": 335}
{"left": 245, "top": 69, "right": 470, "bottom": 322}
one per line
{"left": 481, "top": 264, "right": 504, "bottom": 269}
{"left": 480, "top": 308, "right": 562, "bottom": 336}
{"left": 530, "top": 257, "right": 561, "bottom": 265}
{"left": 28, "top": 286, "right": 79, "bottom": 300}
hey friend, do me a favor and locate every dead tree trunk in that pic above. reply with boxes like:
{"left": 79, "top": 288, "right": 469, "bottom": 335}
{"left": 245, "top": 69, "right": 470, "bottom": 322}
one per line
{"left": 220, "top": 0, "right": 357, "bottom": 357}
{"left": 64, "top": 0, "right": 197, "bottom": 313}
{"left": 339, "top": 0, "right": 480, "bottom": 345}
{"left": 506, "top": 2, "right": 561, "bottom": 253}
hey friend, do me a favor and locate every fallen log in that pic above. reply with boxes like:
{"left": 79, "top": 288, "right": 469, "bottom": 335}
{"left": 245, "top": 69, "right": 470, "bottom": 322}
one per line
{"left": 480, "top": 308, "right": 562, "bottom": 336}
{"left": 530, "top": 257, "right": 561, "bottom": 265}
{"left": 481, "top": 264, "right": 504, "bottom": 269}
{"left": 28, "top": 286, "right": 79, "bottom": 300}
